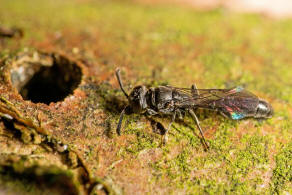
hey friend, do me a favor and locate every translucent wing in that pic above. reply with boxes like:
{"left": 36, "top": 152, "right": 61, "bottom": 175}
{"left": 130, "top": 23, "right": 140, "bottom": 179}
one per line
{"left": 168, "top": 86, "right": 259, "bottom": 119}
{"left": 169, "top": 86, "right": 253, "bottom": 102}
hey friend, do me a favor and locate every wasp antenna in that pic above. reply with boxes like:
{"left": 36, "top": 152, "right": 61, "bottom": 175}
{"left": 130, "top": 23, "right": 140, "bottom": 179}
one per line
{"left": 117, "top": 106, "right": 128, "bottom": 135}
{"left": 116, "top": 68, "right": 129, "bottom": 99}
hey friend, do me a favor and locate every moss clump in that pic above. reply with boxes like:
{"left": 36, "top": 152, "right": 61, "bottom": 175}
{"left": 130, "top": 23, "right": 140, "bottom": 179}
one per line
{"left": 124, "top": 121, "right": 160, "bottom": 154}
{"left": 150, "top": 149, "right": 193, "bottom": 188}
{"left": 233, "top": 135, "right": 269, "bottom": 173}
{"left": 1, "top": 0, "right": 292, "bottom": 194}
{"left": 271, "top": 142, "right": 292, "bottom": 193}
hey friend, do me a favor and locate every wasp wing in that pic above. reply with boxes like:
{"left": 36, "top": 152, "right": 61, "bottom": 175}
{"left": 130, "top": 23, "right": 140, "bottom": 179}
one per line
{"left": 169, "top": 86, "right": 259, "bottom": 119}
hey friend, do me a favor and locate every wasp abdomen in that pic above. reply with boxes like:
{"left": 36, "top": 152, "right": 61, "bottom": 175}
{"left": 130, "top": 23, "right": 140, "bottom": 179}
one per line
{"left": 255, "top": 100, "right": 273, "bottom": 118}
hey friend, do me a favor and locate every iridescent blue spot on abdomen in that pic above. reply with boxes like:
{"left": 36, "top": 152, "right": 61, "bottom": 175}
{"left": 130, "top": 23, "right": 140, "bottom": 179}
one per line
{"left": 231, "top": 112, "right": 245, "bottom": 120}
{"left": 228, "top": 86, "right": 244, "bottom": 94}
{"left": 235, "top": 86, "right": 244, "bottom": 92}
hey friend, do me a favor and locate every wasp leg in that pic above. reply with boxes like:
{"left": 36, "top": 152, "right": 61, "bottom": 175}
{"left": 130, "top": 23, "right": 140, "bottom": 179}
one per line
{"left": 148, "top": 119, "right": 166, "bottom": 136}
{"left": 219, "top": 111, "right": 230, "bottom": 119}
{"left": 161, "top": 111, "right": 177, "bottom": 145}
{"left": 116, "top": 106, "right": 130, "bottom": 135}
{"left": 191, "top": 84, "right": 199, "bottom": 96}
{"left": 177, "top": 109, "right": 183, "bottom": 120}
{"left": 146, "top": 108, "right": 158, "bottom": 116}
{"left": 144, "top": 110, "right": 166, "bottom": 136}
{"left": 188, "top": 109, "right": 209, "bottom": 150}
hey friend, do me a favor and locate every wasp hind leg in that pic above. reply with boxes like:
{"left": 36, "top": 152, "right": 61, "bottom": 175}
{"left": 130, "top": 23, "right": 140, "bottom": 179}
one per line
{"left": 188, "top": 109, "right": 209, "bottom": 150}
{"left": 191, "top": 83, "right": 199, "bottom": 96}
{"left": 219, "top": 111, "right": 230, "bottom": 119}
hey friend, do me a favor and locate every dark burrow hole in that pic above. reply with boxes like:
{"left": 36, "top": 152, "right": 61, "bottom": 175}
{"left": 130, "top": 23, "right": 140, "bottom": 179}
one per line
{"left": 10, "top": 53, "right": 82, "bottom": 104}
{"left": 0, "top": 166, "right": 79, "bottom": 195}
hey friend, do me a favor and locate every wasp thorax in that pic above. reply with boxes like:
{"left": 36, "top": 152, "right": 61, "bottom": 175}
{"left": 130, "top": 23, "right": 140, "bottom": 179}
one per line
{"left": 255, "top": 100, "right": 273, "bottom": 118}
{"left": 128, "top": 85, "right": 148, "bottom": 113}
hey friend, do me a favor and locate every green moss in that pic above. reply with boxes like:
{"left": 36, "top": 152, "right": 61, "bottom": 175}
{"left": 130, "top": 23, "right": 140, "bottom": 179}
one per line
{"left": 1, "top": 0, "right": 292, "bottom": 194}
{"left": 149, "top": 120, "right": 273, "bottom": 194}
{"left": 233, "top": 135, "right": 269, "bottom": 172}
{"left": 123, "top": 118, "right": 160, "bottom": 154}
{"left": 150, "top": 149, "right": 193, "bottom": 188}
{"left": 271, "top": 142, "right": 292, "bottom": 193}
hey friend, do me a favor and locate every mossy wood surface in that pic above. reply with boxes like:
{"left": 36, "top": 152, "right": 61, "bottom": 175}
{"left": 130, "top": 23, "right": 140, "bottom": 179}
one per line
{"left": 0, "top": 0, "right": 291, "bottom": 194}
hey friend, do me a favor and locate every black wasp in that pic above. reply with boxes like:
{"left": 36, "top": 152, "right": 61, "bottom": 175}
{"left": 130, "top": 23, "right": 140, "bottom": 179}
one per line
{"left": 115, "top": 68, "right": 273, "bottom": 149}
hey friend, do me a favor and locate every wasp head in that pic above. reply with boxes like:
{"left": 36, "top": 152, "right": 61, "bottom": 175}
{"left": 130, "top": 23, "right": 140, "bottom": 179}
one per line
{"left": 128, "top": 85, "right": 148, "bottom": 113}
{"left": 115, "top": 68, "right": 149, "bottom": 135}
